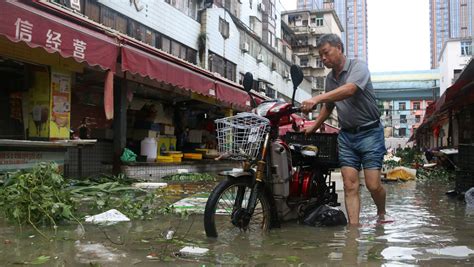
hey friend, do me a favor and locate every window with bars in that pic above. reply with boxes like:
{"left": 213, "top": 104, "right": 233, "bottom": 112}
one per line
{"left": 209, "top": 52, "right": 236, "bottom": 81}
{"left": 399, "top": 128, "right": 406, "bottom": 137}
{"left": 400, "top": 115, "right": 407, "bottom": 123}
{"left": 461, "top": 41, "right": 472, "bottom": 56}
{"left": 399, "top": 102, "right": 406, "bottom": 110}
{"left": 413, "top": 102, "right": 420, "bottom": 110}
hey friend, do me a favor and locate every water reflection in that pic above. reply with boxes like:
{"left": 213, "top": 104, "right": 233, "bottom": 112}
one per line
{"left": 0, "top": 180, "right": 473, "bottom": 266}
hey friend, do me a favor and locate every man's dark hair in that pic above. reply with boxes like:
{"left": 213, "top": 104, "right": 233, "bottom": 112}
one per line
{"left": 316, "top": 34, "right": 344, "bottom": 54}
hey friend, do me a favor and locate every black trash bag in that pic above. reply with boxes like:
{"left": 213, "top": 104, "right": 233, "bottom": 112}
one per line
{"left": 303, "top": 204, "right": 347, "bottom": 226}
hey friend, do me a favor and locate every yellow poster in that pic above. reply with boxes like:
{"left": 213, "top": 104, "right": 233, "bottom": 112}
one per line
{"left": 28, "top": 70, "right": 50, "bottom": 139}
{"left": 50, "top": 68, "right": 71, "bottom": 139}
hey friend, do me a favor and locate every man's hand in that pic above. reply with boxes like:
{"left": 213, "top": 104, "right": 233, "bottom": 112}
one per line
{"left": 302, "top": 124, "right": 318, "bottom": 135}
{"left": 301, "top": 96, "right": 320, "bottom": 114}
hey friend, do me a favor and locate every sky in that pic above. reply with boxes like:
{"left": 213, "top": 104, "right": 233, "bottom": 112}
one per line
{"left": 280, "top": 0, "right": 431, "bottom": 72}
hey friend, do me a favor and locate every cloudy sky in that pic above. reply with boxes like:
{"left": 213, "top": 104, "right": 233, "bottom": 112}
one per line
{"left": 280, "top": 0, "right": 431, "bottom": 72}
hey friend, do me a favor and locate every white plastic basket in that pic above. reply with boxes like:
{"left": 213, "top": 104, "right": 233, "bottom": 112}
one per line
{"left": 215, "top": 112, "right": 270, "bottom": 160}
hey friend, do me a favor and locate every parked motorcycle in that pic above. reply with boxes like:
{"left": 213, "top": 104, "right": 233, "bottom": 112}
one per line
{"left": 204, "top": 65, "right": 340, "bottom": 238}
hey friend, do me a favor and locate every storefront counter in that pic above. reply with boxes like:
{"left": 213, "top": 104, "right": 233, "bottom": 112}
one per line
{"left": 0, "top": 139, "right": 96, "bottom": 176}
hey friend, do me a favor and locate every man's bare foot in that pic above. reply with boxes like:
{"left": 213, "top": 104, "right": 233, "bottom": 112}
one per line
{"left": 376, "top": 213, "right": 394, "bottom": 224}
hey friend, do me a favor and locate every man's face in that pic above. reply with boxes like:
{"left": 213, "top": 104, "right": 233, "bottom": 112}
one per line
{"left": 318, "top": 43, "right": 343, "bottom": 69}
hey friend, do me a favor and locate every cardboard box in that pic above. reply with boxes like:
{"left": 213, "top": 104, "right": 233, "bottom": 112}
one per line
{"left": 133, "top": 129, "right": 159, "bottom": 140}
{"left": 160, "top": 124, "right": 175, "bottom": 135}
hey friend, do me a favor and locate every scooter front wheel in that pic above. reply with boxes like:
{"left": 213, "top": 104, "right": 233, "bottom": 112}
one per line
{"left": 204, "top": 177, "right": 271, "bottom": 238}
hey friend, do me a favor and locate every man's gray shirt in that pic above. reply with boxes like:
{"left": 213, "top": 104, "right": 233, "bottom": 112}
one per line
{"left": 325, "top": 58, "right": 380, "bottom": 130}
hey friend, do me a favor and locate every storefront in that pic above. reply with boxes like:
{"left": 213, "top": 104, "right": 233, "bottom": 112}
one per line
{"left": 0, "top": 0, "right": 255, "bottom": 178}
{"left": 0, "top": 0, "right": 119, "bottom": 175}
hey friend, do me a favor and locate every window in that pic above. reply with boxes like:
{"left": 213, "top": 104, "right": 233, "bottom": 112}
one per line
{"left": 84, "top": 0, "right": 100, "bottom": 22}
{"left": 399, "top": 128, "right": 406, "bottom": 137}
{"left": 399, "top": 102, "right": 406, "bottom": 110}
{"left": 316, "top": 15, "right": 324, "bottom": 27}
{"left": 413, "top": 102, "right": 420, "bottom": 110}
{"left": 415, "top": 115, "right": 421, "bottom": 123}
{"left": 300, "top": 56, "right": 309, "bottom": 66}
{"left": 400, "top": 115, "right": 407, "bottom": 123}
{"left": 171, "top": 40, "right": 181, "bottom": 57}
{"left": 313, "top": 77, "right": 324, "bottom": 89}
{"left": 209, "top": 52, "right": 236, "bottom": 81}
{"left": 461, "top": 41, "right": 472, "bottom": 56}
{"left": 316, "top": 58, "right": 324, "bottom": 68}
{"left": 161, "top": 36, "right": 171, "bottom": 53}
{"left": 219, "top": 17, "right": 230, "bottom": 39}
{"left": 266, "top": 87, "right": 276, "bottom": 99}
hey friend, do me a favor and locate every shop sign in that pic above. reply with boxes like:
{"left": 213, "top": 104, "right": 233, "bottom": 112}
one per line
{"left": 0, "top": 1, "right": 119, "bottom": 71}
{"left": 0, "top": 151, "right": 65, "bottom": 172}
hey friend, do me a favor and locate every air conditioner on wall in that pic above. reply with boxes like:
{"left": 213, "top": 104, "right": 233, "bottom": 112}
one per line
{"left": 240, "top": 42, "right": 249, "bottom": 52}
{"left": 257, "top": 54, "right": 264, "bottom": 62}
{"left": 258, "top": 3, "right": 266, "bottom": 12}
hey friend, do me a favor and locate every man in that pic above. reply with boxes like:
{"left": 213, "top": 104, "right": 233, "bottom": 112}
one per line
{"left": 301, "top": 34, "right": 386, "bottom": 225}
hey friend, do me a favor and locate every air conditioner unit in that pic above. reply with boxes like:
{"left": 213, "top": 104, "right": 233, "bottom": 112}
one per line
{"left": 310, "top": 28, "right": 316, "bottom": 33}
{"left": 240, "top": 42, "right": 249, "bottom": 52}
{"left": 256, "top": 54, "right": 264, "bottom": 62}
{"left": 258, "top": 3, "right": 266, "bottom": 12}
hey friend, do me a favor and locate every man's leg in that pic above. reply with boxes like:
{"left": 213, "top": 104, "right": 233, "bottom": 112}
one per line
{"left": 364, "top": 169, "right": 386, "bottom": 216}
{"left": 341, "top": 166, "right": 360, "bottom": 225}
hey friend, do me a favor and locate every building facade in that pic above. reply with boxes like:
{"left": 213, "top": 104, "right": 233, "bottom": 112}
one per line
{"left": 296, "top": 0, "right": 368, "bottom": 62}
{"left": 439, "top": 38, "right": 473, "bottom": 94}
{"left": 429, "top": 0, "right": 473, "bottom": 69}
{"left": 372, "top": 70, "right": 440, "bottom": 140}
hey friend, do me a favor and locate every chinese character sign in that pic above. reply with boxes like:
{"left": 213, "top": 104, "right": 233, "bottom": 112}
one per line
{"left": 0, "top": 1, "right": 119, "bottom": 71}
{"left": 14, "top": 18, "right": 32, "bottom": 42}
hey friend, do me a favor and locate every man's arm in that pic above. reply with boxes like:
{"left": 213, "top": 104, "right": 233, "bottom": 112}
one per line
{"left": 301, "top": 83, "right": 357, "bottom": 112}
{"left": 305, "top": 103, "right": 334, "bottom": 133}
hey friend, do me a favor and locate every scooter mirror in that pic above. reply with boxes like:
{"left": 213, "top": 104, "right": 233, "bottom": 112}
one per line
{"left": 242, "top": 72, "right": 253, "bottom": 92}
{"left": 290, "top": 65, "right": 303, "bottom": 89}
{"left": 290, "top": 65, "right": 304, "bottom": 106}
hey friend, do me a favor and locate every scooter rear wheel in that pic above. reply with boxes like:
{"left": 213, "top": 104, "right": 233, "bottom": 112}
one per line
{"left": 204, "top": 177, "right": 271, "bottom": 238}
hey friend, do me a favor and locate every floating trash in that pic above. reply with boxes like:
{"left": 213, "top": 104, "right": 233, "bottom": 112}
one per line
{"left": 85, "top": 209, "right": 130, "bottom": 224}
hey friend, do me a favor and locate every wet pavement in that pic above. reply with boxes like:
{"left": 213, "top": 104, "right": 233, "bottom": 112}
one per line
{"left": 1, "top": 173, "right": 474, "bottom": 266}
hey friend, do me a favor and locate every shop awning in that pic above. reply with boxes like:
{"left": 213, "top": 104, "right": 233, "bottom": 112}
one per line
{"left": 215, "top": 81, "right": 251, "bottom": 109}
{"left": 121, "top": 44, "right": 216, "bottom": 97}
{"left": 0, "top": 0, "right": 119, "bottom": 71}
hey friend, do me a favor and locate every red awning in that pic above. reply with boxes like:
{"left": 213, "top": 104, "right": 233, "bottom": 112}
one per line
{"left": 215, "top": 81, "right": 251, "bottom": 109}
{"left": 121, "top": 44, "right": 216, "bottom": 97}
{"left": 0, "top": 0, "right": 119, "bottom": 71}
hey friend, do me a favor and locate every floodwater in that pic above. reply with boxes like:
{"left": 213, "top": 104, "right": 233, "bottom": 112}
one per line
{"left": 1, "top": 178, "right": 474, "bottom": 266}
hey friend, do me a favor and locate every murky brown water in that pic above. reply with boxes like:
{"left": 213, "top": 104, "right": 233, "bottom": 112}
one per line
{"left": 1, "top": 179, "right": 473, "bottom": 266}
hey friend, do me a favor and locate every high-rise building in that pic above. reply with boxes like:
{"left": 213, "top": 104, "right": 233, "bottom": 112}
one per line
{"left": 296, "top": 0, "right": 368, "bottom": 62}
{"left": 430, "top": 0, "right": 473, "bottom": 69}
